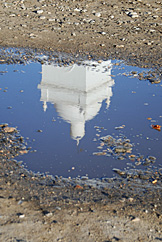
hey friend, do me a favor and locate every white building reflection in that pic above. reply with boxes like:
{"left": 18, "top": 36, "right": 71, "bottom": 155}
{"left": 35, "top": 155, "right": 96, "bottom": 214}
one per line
{"left": 38, "top": 60, "right": 114, "bottom": 144}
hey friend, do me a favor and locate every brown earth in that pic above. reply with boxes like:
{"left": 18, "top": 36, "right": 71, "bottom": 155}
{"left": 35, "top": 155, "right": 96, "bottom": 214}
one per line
{"left": 0, "top": 0, "right": 162, "bottom": 241}
{"left": 0, "top": 0, "right": 162, "bottom": 69}
{"left": 0, "top": 154, "right": 162, "bottom": 242}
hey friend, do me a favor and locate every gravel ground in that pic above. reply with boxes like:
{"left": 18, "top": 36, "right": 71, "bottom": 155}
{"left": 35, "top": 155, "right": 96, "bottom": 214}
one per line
{"left": 0, "top": 125, "right": 162, "bottom": 241}
{"left": 0, "top": 0, "right": 162, "bottom": 70}
{"left": 0, "top": 0, "right": 162, "bottom": 241}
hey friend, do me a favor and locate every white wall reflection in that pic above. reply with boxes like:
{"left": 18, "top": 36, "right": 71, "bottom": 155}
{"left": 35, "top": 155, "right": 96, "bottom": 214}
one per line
{"left": 38, "top": 60, "right": 114, "bottom": 144}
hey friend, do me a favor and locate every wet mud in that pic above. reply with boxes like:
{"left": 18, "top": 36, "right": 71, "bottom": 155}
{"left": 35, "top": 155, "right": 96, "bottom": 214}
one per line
{"left": 0, "top": 124, "right": 162, "bottom": 241}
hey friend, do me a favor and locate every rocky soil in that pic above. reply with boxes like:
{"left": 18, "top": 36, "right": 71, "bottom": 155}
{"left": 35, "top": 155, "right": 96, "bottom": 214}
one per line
{"left": 0, "top": 0, "right": 162, "bottom": 70}
{"left": 0, "top": 115, "right": 162, "bottom": 242}
{"left": 0, "top": 0, "right": 162, "bottom": 241}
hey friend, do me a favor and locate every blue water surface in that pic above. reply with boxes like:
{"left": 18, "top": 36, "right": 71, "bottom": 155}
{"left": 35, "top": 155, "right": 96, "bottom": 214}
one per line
{"left": 0, "top": 60, "right": 162, "bottom": 178}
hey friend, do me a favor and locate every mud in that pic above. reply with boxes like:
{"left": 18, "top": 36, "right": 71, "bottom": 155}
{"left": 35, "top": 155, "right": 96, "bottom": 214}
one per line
{"left": 0, "top": 125, "right": 162, "bottom": 241}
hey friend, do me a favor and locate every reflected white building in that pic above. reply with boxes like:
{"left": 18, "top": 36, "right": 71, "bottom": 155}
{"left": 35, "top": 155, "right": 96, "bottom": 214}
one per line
{"left": 38, "top": 60, "right": 114, "bottom": 144}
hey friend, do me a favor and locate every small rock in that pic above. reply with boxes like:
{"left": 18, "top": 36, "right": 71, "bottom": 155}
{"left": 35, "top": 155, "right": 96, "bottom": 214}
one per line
{"left": 39, "top": 16, "right": 46, "bottom": 20}
{"left": 17, "top": 213, "right": 25, "bottom": 218}
{"left": 55, "top": 207, "right": 61, "bottom": 210}
{"left": 100, "top": 31, "right": 106, "bottom": 35}
{"left": 42, "top": 210, "right": 49, "bottom": 216}
{"left": 18, "top": 200, "right": 23, "bottom": 205}
{"left": 81, "top": 176, "right": 88, "bottom": 180}
{"left": 48, "top": 18, "right": 55, "bottom": 21}
{"left": 9, "top": 14, "right": 16, "bottom": 17}
{"left": 3, "top": 127, "right": 16, "bottom": 133}
{"left": 36, "top": 10, "right": 43, "bottom": 14}
{"left": 113, "top": 168, "right": 126, "bottom": 177}
{"left": 71, "top": 32, "right": 76, "bottom": 36}
{"left": 131, "top": 217, "right": 140, "bottom": 222}
{"left": 128, "top": 12, "right": 139, "bottom": 18}
{"left": 21, "top": 4, "right": 26, "bottom": 10}
{"left": 94, "top": 12, "right": 101, "bottom": 17}
{"left": 20, "top": 24, "right": 27, "bottom": 28}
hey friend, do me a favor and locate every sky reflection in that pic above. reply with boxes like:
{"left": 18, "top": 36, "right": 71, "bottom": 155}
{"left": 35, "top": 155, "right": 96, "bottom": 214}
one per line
{"left": 0, "top": 59, "right": 162, "bottom": 178}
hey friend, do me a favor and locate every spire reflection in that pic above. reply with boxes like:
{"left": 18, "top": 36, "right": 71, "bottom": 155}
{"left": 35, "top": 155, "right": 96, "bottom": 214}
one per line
{"left": 38, "top": 60, "right": 114, "bottom": 143}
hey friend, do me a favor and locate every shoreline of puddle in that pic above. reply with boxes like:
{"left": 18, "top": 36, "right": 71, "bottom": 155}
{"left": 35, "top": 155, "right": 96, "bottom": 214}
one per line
{"left": 0, "top": 47, "right": 162, "bottom": 186}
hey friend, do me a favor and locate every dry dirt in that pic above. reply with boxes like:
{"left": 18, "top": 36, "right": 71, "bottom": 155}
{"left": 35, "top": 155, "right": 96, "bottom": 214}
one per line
{"left": 0, "top": 0, "right": 162, "bottom": 69}
{"left": 0, "top": 0, "right": 162, "bottom": 241}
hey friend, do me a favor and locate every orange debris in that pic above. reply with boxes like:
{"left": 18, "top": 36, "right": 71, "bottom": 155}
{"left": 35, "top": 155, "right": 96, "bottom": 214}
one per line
{"left": 75, "top": 185, "right": 83, "bottom": 190}
{"left": 151, "top": 124, "right": 161, "bottom": 131}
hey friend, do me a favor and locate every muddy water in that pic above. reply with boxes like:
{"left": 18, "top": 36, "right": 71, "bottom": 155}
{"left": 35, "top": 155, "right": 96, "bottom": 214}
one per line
{"left": 0, "top": 60, "right": 162, "bottom": 178}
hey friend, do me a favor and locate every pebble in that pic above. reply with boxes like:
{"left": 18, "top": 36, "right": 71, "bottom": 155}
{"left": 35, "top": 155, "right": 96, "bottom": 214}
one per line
{"left": 18, "top": 200, "right": 23, "bottom": 205}
{"left": 94, "top": 13, "right": 101, "bottom": 17}
{"left": 48, "top": 19, "right": 55, "bottom": 22}
{"left": 21, "top": 4, "right": 26, "bottom": 10}
{"left": 3, "top": 127, "right": 16, "bottom": 133}
{"left": 39, "top": 16, "right": 46, "bottom": 20}
{"left": 71, "top": 32, "right": 76, "bottom": 37}
{"left": 55, "top": 207, "right": 61, "bottom": 210}
{"left": 131, "top": 217, "right": 140, "bottom": 222}
{"left": 45, "top": 212, "right": 53, "bottom": 217}
{"left": 17, "top": 213, "right": 25, "bottom": 218}
{"left": 112, "top": 169, "right": 126, "bottom": 177}
{"left": 81, "top": 176, "right": 88, "bottom": 181}
{"left": 100, "top": 32, "right": 106, "bottom": 35}
{"left": 9, "top": 14, "right": 16, "bottom": 17}
{"left": 35, "top": 10, "right": 43, "bottom": 14}
{"left": 114, "top": 45, "right": 124, "bottom": 48}
{"left": 128, "top": 12, "right": 139, "bottom": 18}
{"left": 20, "top": 24, "right": 27, "bottom": 28}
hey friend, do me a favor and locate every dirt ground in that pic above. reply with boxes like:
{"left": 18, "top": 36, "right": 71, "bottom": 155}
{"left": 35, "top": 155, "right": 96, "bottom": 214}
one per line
{"left": 0, "top": 0, "right": 162, "bottom": 241}
{"left": 1, "top": 196, "right": 162, "bottom": 242}
{"left": 0, "top": 0, "right": 162, "bottom": 69}
{"left": 0, "top": 152, "right": 162, "bottom": 242}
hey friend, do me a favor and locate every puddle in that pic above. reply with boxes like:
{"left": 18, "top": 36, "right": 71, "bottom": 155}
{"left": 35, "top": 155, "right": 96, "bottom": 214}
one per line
{"left": 0, "top": 58, "right": 162, "bottom": 178}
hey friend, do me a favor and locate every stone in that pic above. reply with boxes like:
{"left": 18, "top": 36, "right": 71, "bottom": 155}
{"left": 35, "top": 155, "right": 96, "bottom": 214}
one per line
{"left": 48, "top": 18, "right": 55, "bottom": 22}
{"left": 9, "top": 14, "right": 16, "bottom": 17}
{"left": 71, "top": 32, "right": 76, "bottom": 36}
{"left": 36, "top": 10, "right": 43, "bottom": 14}
{"left": 128, "top": 12, "right": 139, "bottom": 18}
{"left": 131, "top": 217, "right": 140, "bottom": 222}
{"left": 3, "top": 127, "right": 16, "bottom": 133}
{"left": 95, "top": 13, "right": 101, "bottom": 17}
{"left": 39, "top": 16, "right": 46, "bottom": 20}
{"left": 100, "top": 32, "right": 106, "bottom": 35}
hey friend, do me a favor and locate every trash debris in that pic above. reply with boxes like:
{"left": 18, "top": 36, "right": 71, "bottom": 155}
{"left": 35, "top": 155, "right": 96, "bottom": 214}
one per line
{"left": 151, "top": 125, "right": 161, "bottom": 131}
{"left": 75, "top": 185, "right": 83, "bottom": 189}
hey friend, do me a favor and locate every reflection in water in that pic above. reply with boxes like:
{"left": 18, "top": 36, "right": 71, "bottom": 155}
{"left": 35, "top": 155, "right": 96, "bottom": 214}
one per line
{"left": 1, "top": 58, "right": 162, "bottom": 178}
{"left": 38, "top": 61, "right": 114, "bottom": 144}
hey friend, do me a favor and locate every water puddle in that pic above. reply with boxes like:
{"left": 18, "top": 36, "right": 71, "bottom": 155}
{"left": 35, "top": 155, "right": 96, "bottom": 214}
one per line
{"left": 0, "top": 57, "right": 162, "bottom": 178}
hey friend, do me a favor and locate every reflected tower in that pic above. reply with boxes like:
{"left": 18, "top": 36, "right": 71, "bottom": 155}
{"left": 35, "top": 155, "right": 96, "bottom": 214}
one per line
{"left": 38, "top": 60, "right": 114, "bottom": 144}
